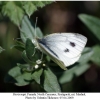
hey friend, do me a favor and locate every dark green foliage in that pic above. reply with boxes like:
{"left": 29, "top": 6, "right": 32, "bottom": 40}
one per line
{"left": 42, "top": 67, "right": 61, "bottom": 92}
{"left": 1, "top": 1, "right": 52, "bottom": 26}
{"left": 79, "top": 14, "right": 100, "bottom": 66}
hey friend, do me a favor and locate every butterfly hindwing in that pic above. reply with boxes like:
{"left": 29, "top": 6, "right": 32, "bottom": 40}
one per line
{"left": 37, "top": 40, "right": 67, "bottom": 70}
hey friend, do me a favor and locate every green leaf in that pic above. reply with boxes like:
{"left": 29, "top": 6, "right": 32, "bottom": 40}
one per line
{"left": 2, "top": 1, "right": 24, "bottom": 26}
{"left": 20, "top": 15, "right": 34, "bottom": 43}
{"left": 78, "top": 47, "right": 93, "bottom": 64}
{"left": 82, "top": 47, "right": 92, "bottom": 53}
{"left": 17, "top": 63, "right": 34, "bottom": 72}
{"left": 59, "top": 64, "right": 90, "bottom": 84}
{"left": 17, "top": 63, "right": 29, "bottom": 69}
{"left": 90, "top": 45, "right": 100, "bottom": 66}
{"left": 22, "top": 50, "right": 35, "bottom": 65}
{"left": 5, "top": 66, "right": 32, "bottom": 86}
{"left": 0, "top": 46, "right": 5, "bottom": 53}
{"left": 20, "top": 15, "right": 43, "bottom": 43}
{"left": 25, "top": 38, "right": 38, "bottom": 62}
{"left": 74, "top": 64, "right": 90, "bottom": 76}
{"left": 78, "top": 14, "right": 100, "bottom": 41}
{"left": 46, "top": 55, "right": 51, "bottom": 62}
{"left": 22, "top": 2, "right": 37, "bottom": 17}
{"left": 10, "top": 40, "right": 25, "bottom": 51}
{"left": 43, "top": 67, "right": 61, "bottom": 92}
{"left": 59, "top": 67, "right": 77, "bottom": 84}
{"left": 32, "top": 68, "right": 43, "bottom": 84}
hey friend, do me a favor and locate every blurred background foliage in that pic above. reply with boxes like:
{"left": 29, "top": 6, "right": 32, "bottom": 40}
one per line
{"left": 0, "top": 1, "right": 100, "bottom": 92}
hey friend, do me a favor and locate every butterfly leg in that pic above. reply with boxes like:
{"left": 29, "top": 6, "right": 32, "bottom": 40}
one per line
{"left": 40, "top": 51, "right": 43, "bottom": 60}
{"left": 35, "top": 51, "right": 43, "bottom": 65}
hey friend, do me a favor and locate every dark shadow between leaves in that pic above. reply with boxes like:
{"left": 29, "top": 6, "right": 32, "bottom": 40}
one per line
{"left": 40, "top": 69, "right": 45, "bottom": 91}
{"left": 4, "top": 74, "right": 17, "bottom": 83}
{"left": 67, "top": 62, "right": 79, "bottom": 70}
{"left": 24, "top": 79, "right": 34, "bottom": 83}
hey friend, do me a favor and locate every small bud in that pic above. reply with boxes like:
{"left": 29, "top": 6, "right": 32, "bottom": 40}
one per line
{"left": 43, "top": 64, "right": 46, "bottom": 66}
{"left": 36, "top": 59, "right": 42, "bottom": 64}
{"left": 35, "top": 64, "right": 39, "bottom": 69}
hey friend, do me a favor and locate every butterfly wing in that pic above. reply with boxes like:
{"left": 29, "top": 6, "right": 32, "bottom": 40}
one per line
{"left": 37, "top": 33, "right": 87, "bottom": 70}
{"left": 37, "top": 41, "right": 67, "bottom": 70}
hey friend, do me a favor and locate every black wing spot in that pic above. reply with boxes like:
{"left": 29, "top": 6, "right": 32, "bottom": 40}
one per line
{"left": 64, "top": 48, "right": 69, "bottom": 52}
{"left": 70, "top": 42, "right": 75, "bottom": 47}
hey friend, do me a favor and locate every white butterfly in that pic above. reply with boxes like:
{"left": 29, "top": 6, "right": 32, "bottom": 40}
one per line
{"left": 20, "top": 16, "right": 87, "bottom": 70}
{"left": 33, "top": 33, "right": 87, "bottom": 70}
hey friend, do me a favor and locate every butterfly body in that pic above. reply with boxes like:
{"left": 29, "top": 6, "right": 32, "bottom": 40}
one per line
{"left": 34, "top": 33, "right": 87, "bottom": 70}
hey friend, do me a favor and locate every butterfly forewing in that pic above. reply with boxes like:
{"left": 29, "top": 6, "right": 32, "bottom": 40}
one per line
{"left": 44, "top": 33, "right": 87, "bottom": 58}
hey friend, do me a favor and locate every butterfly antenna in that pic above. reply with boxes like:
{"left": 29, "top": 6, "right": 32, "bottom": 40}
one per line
{"left": 32, "top": 17, "right": 38, "bottom": 57}
{"left": 34, "top": 17, "right": 38, "bottom": 38}
{"left": 34, "top": 17, "right": 44, "bottom": 64}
